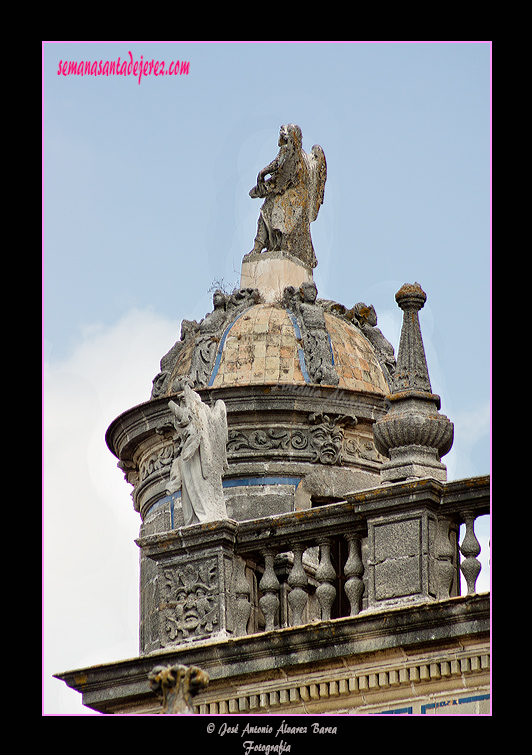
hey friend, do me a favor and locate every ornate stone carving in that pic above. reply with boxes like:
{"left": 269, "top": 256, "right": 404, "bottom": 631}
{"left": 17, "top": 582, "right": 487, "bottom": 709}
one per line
{"left": 148, "top": 663, "right": 209, "bottom": 714}
{"left": 158, "top": 559, "right": 219, "bottom": 644}
{"left": 151, "top": 320, "right": 199, "bottom": 399}
{"left": 284, "top": 282, "right": 339, "bottom": 386}
{"left": 117, "top": 459, "right": 139, "bottom": 489}
{"left": 165, "top": 382, "right": 228, "bottom": 526}
{"left": 188, "top": 290, "right": 229, "bottom": 388}
{"left": 227, "top": 427, "right": 291, "bottom": 453}
{"left": 343, "top": 435, "right": 381, "bottom": 462}
{"left": 151, "top": 288, "right": 260, "bottom": 396}
{"left": 248, "top": 124, "right": 326, "bottom": 269}
{"left": 308, "top": 412, "right": 354, "bottom": 465}
{"left": 138, "top": 442, "right": 175, "bottom": 484}
{"left": 226, "top": 412, "right": 356, "bottom": 466}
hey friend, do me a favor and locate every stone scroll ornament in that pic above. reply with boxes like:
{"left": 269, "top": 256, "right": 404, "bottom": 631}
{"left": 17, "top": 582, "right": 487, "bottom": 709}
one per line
{"left": 283, "top": 282, "right": 339, "bottom": 385}
{"left": 150, "top": 287, "right": 260, "bottom": 396}
{"left": 248, "top": 123, "right": 327, "bottom": 269}
{"left": 227, "top": 412, "right": 357, "bottom": 466}
{"left": 166, "top": 381, "right": 229, "bottom": 526}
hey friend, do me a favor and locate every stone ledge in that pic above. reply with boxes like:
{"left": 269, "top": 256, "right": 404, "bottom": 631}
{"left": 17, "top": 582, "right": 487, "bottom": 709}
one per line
{"left": 54, "top": 593, "right": 489, "bottom": 714}
{"left": 136, "top": 474, "right": 490, "bottom": 557}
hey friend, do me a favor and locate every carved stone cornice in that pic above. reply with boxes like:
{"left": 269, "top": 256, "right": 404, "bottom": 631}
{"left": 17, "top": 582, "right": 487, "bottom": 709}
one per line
{"left": 54, "top": 594, "right": 489, "bottom": 714}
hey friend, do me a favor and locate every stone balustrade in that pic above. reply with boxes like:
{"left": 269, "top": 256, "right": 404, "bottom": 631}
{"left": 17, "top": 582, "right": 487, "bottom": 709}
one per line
{"left": 137, "top": 475, "right": 489, "bottom": 653}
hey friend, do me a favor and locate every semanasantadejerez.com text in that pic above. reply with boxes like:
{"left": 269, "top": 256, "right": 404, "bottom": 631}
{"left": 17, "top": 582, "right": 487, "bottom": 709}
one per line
{"left": 57, "top": 52, "right": 190, "bottom": 84}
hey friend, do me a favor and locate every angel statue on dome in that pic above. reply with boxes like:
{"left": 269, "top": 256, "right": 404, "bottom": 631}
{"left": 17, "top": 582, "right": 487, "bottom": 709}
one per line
{"left": 248, "top": 124, "right": 327, "bottom": 270}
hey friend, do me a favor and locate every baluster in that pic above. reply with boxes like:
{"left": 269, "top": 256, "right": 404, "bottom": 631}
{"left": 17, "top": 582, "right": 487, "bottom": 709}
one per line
{"left": 259, "top": 549, "right": 280, "bottom": 631}
{"left": 459, "top": 512, "right": 481, "bottom": 594}
{"left": 344, "top": 533, "right": 364, "bottom": 616}
{"left": 233, "top": 556, "right": 251, "bottom": 637}
{"left": 315, "top": 538, "right": 336, "bottom": 621}
{"left": 435, "top": 518, "right": 455, "bottom": 600}
{"left": 287, "top": 543, "right": 308, "bottom": 626}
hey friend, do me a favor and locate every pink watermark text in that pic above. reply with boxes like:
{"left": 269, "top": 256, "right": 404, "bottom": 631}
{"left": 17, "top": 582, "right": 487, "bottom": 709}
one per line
{"left": 57, "top": 51, "right": 190, "bottom": 84}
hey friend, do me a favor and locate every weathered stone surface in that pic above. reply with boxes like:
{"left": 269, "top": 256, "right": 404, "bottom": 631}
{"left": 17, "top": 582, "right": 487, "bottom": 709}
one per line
{"left": 108, "top": 381, "right": 388, "bottom": 524}
{"left": 373, "top": 283, "right": 453, "bottom": 483}
{"left": 151, "top": 278, "right": 392, "bottom": 400}
{"left": 226, "top": 411, "right": 357, "bottom": 466}
{"left": 55, "top": 127, "right": 490, "bottom": 718}
{"left": 283, "top": 282, "right": 339, "bottom": 386}
{"left": 247, "top": 124, "right": 326, "bottom": 269}
{"left": 350, "top": 302, "right": 396, "bottom": 387}
{"left": 140, "top": 519, "right": 239, "bottom": 653}
{"left": 369, "top": 514, "right": 432, "bottom": 603}
{"left": 151, "top": 288, "right": 261, "bottom": 396}
{"left": 54, "top": 593, "right": 489, "bottom": 714}
{"left": 240, "top": 250, "right": 312, "bottom": 303}
{"left": 158, "top": 559, "right": 220, "bottom": 644}
{"left": 148, "top": 663, "right": 209, "bottom": 714}
{"left": 136, "top": 476, "right": 488, "bottom": 651}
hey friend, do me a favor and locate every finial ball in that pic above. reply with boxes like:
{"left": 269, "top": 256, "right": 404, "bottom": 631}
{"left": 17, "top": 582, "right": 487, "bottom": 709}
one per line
{"left": 395, "top": 282, "right": 427, "bottom": 311}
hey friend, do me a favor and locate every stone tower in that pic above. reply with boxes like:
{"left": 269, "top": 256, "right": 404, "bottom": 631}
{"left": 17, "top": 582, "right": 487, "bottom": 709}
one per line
{"left": 55, "top": 125, "right": 490, "bottom": 716}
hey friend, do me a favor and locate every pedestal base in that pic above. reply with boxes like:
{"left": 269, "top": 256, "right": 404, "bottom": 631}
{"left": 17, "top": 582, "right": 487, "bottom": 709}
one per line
{"left": 241, "top": 251, "right": 313, "bottom": 303}
{"left": 379, "top": 445, "right": 448, "bottom": 484}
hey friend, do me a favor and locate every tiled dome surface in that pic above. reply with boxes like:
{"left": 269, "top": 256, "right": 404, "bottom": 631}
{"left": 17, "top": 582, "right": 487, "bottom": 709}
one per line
{"left": 187, "top": 303, "right": 390, "bottom": 394}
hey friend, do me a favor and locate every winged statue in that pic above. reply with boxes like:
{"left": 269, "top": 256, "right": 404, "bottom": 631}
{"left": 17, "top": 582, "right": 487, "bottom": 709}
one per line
{"left": 248, "top": 124, "right": 327, "bottom": 269}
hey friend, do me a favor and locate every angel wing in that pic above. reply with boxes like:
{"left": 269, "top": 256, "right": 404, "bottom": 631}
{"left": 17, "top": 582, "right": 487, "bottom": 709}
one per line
{"left": 306, "top": 144, "right": 327, "bottom": 223}
{"left": 199, "top": 399, "right": 228, "bottom": 481}
{"left": 211, "top": 400, "right": 229, "bottom": 472}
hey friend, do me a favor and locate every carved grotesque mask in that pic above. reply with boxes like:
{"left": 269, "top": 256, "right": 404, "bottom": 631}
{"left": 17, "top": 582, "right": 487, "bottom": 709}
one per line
{"left": 160, "top": 561, "right": 218, "bottom": 643}
{"left": 309, "top": 418, "right": 344, "bottom": 465}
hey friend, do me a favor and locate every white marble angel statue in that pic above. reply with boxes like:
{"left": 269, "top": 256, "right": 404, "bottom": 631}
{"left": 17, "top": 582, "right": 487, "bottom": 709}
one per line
{"left": 166, "top": 383, "right": 228, "bottom": 526}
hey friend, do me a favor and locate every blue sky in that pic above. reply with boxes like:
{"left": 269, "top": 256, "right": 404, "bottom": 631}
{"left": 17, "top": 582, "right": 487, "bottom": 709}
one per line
{"left": 43, "top": 42, "right": 491, "bottom": 714}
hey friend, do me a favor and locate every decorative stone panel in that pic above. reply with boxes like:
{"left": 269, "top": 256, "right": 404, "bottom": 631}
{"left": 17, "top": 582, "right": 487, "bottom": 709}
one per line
{"left": 138, "top": 520, "right": 238, "bottom": 653}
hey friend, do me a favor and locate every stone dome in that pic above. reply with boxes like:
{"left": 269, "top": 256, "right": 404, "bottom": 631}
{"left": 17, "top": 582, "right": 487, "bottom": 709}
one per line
{"left": 149, "top": 253, "right": 395, "bottom": 401}
{"left": 163, "top": 301, "right": 390, "bottom": 396}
